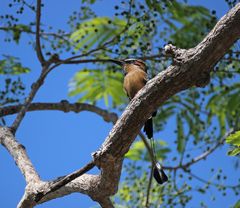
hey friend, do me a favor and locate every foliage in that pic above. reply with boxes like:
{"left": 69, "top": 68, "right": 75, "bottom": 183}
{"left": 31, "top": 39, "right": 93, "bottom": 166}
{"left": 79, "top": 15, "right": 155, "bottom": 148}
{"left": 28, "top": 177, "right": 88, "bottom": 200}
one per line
{"left": 0, "top": 24, "right": 31, "bottom": 44}
{"left": 1, "top": 0, "right": 240, "bottom": 207}
{"left": 0, "top": 55, "right": 29, "bottom": 106}
{"left": 115, "top": 162, "right": 194, "bottom": 208}
{"left": 0, "top": 55, "right": 29, "bottom": 125}
{"left": 125, "top": 140, "right": 171, "bottom": 161}
{"left": 226, "top": 131, "right": 240, "bottom": 156}
{"left": 70, "top": 17, "right": 127, "bottom": 52}
{"left": 0, "top": 55, "right": 30, "bottom": 74}
{"left": 69, "top": 68, "right": 126, "bottom": 107}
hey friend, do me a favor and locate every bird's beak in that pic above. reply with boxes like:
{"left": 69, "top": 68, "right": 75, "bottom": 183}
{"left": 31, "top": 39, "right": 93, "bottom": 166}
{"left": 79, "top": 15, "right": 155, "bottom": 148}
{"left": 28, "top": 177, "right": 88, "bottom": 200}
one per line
{"left": 109, "top": 59, "right": 124, "bottom": 66}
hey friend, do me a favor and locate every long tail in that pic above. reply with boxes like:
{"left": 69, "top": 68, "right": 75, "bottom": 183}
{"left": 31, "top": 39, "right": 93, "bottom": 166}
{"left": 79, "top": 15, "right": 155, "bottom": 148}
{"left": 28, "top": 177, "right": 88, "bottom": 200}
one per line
{"left": 144, "top": 118, "right": 153, "bottom": 139}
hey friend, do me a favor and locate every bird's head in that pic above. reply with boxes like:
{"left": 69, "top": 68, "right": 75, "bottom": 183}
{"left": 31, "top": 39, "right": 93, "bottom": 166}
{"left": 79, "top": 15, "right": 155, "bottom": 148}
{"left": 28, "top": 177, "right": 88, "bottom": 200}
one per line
{"left": 110, "top": 58, "right": 147, "bottom": 73}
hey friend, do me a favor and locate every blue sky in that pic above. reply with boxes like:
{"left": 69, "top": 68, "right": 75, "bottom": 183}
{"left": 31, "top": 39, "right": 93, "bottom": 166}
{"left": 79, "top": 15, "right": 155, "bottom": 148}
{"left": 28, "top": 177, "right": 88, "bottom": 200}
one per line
{"left": 0, "top": 1, "right": 239, "bottom": 208}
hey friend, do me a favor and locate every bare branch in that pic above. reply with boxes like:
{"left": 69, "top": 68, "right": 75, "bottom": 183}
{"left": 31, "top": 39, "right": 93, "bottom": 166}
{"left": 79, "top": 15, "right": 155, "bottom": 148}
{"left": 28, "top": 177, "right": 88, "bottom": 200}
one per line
{"left": 9, "top": 0, "right": 52, "bottom": 134}
{"left": 10, "top": 71, "right": 48, "bottom": 134}
{"left": 1, "top": 101, "right": 118, "bottom": 123}
{"left": 0, "top": 127, "right": 40, "bottom": 183}
{"left": 183, "top": 129, "right": 234, "bottom": 168}
{"left": 184, "top": 170, "right": 240, "bottom": 189}
{"left": 36, "top": 0, "right": 45, "bottom": 64}
{"left": 164, "top": 129, "right": 235, "bottom": 170}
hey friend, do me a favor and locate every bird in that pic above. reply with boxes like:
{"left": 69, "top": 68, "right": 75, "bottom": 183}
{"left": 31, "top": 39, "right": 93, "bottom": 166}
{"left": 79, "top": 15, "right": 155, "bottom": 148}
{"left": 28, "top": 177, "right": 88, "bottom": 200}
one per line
{"left": 111, "top": 58, "right": 168, "bottom": 184}
{"left": 110, "top": 58, "right": 154, "bottom": 139}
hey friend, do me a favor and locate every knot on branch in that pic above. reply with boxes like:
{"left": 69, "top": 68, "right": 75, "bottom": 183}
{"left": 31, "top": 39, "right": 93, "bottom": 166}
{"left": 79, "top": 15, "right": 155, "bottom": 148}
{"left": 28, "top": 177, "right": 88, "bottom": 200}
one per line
{"left": 92, "top": 151, "right": 115, "bottom": 169}
{"left": 48, "top": 54, "right": 60, "bottom": 63}
{"left": 60, "top": 100, "right": 70, "bottom": 112}
{"left": 195, "top": 72, "right": 211, "bottom": 88}
{"left": 18, "top": 181, "right": 48, "bottom": 208}
{"left": 0, "top": 127, "right": 13, "bottom": 143}
{"left": 103, "top": 112, "right": 118, "bottom": 123}
{"left": 164, "top": 44, "right": 187, "bottom": 64}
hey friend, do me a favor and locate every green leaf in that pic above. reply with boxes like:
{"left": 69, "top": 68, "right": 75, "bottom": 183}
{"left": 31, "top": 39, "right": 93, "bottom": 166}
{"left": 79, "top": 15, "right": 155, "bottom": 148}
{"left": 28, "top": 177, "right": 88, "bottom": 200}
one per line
{"left": 163, "top": 2, "right": 213, "bottom": 48}
{"left": 227, "top": 92, "right": 240, "bottom": 110}
{"left": 126, "top": 139, "right": 170, "bottom": 162}
{"left": 228, "top": 148, "right": 240, "bottom": 156}
{"left": 226, "top": 131, "right": 240, "bottom": 156}
{"left": 69, "top": 68, "right": 126, "bottom": 107}
{"left": 81, "top": 0, "right": 96, "bottom": 4}
{"left": 226, "top": 131, "right": 240, "bottom": 146}
{"left": 0, "top": 24, "right": 31, "bottom": 44}
{"left": 125, "top": 141, "right": 145, "bottom": 161}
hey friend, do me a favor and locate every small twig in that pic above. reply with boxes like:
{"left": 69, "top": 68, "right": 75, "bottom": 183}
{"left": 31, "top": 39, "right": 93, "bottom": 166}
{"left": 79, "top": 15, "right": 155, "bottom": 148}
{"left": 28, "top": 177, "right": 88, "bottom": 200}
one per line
{"left": 214, "top": 69, "right": 240, "bottom": 74}
{"left": 49, "top": 52, "right": 168, "bottom": 69}
{"left": 164, "top": 129, "right": 235, "bottom": 171}
{"left": 36, "top": 0, "right": 45, "bottom": 64}
{"left": 184, "top": 170, "right": 240, "bottom": 189}
{"left": 182, "top": 130, "right": 234, "bottom": 169}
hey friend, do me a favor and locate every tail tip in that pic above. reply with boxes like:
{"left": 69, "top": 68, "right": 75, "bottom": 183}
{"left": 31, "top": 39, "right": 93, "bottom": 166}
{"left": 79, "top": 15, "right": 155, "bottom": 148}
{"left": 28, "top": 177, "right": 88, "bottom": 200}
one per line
{"left": 153, "top": 163, "right": 168, "bottom": 184}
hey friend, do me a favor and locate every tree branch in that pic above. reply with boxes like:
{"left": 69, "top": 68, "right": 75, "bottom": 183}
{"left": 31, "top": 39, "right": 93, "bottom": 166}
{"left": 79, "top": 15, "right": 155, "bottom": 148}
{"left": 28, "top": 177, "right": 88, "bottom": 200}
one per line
{"left": 1, "top": 101, "right": 118, "bottom": 123}
{"left": 34, "top": 161, "right": 95, "bottom": 202}
{"left": 183, "top": 129, "right": 235, "bottom": 168}
{"left": 0, "top": 127, "right": 40, "bottom": 183}
{"left": 36, "top": 0, "right": 45, "bottom": 64}
{"left": 163, "top": 129, "right": 235, "bottom": 170}
{"left": 10, "top": 71, "right": 48, "bottom": 134}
